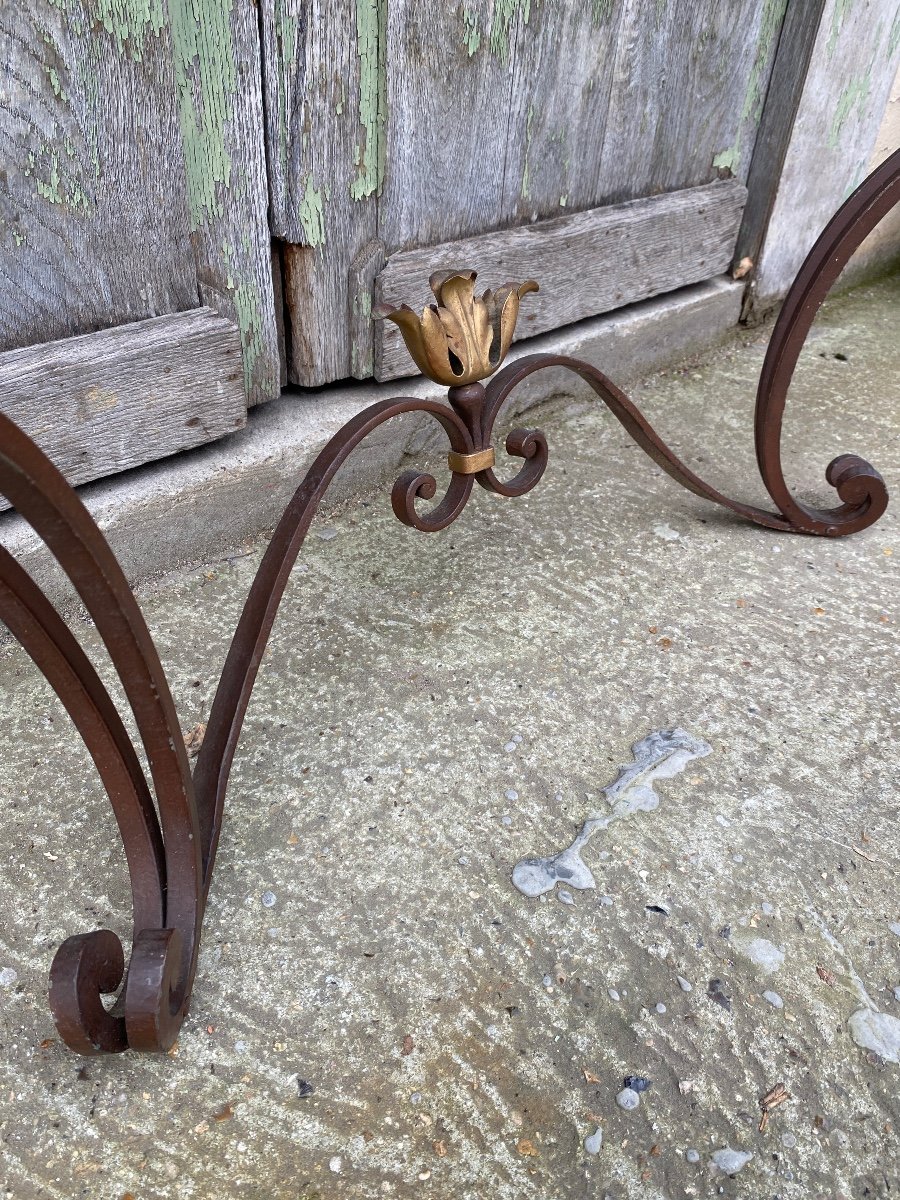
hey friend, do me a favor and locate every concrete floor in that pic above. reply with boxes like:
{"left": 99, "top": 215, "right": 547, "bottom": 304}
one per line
{"left": 0, "top": 275, "right": 898, "bottom": 1200}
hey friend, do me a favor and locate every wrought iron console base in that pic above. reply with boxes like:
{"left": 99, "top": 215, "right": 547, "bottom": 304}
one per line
{"left": 1, "top": 150, "right": 896, "bottom": 1056}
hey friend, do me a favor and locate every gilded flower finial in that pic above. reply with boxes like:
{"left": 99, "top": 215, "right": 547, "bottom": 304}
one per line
{"left": 375, "top": 269, "right": 539, "bottom": 387}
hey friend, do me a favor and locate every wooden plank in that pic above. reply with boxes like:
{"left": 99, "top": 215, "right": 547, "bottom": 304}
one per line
{"left": 374, "top": 179, "right": 747, "bottom": 381}
{"left": 499, "top": 0, "right": 627, "bottom": 224}
{"left": 0, "top": 2, "right": 198, "bottom": 352}
{"left": 174, "top": 0, "right": 281, "bottom": 405}
{"left": 748, "top": 0, "right": 900, "bottom": 316}
{"left": 377, "top": 0, "right": 512, "bottom": 254}
{"left": 262, "top": 0, "right": 382, "bottom": 386}
{"left": 0, "top": 310, "right": 246, "bottom": 513}
{"left": 734, "top": 0, "right": 830, "bottom": 273}
{"left": 0, "top": 2, "right": 280, "bottom": 409}
{"left": 597, "top": 0, "right": 787, "bottom": 203}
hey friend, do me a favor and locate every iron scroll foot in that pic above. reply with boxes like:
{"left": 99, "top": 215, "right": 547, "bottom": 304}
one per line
{"left": 0, "top": 149, "right": 896, "bottom": 1054}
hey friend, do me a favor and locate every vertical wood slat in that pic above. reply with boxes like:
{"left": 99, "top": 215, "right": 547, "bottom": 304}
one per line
{"left": 0, "top": 3, "right": 198, "bottom": 351}
{"left": 598, "top": 0, "right": 787, "bottom": 203}
{"left": 262, "top": 0, "right": 382, "bottom": 387}
{"left": 0, "top": 1, "right": 280, "bottom": 409}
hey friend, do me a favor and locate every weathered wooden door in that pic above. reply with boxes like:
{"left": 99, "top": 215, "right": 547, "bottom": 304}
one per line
{"left": 0, "top": 0, "right": 281, "bottom": 502}
{"left": 264, "top": 0, "right": 787, "bottom": 386}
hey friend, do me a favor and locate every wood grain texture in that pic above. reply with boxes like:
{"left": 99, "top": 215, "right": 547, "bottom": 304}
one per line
{"left": 375, "top": 179, "right": 747, "bottom": 380}
{"left": 0, "top": 2, "right": 198, "bottom": 351}
{"left": 749, "top": 0, "right": 900, "bottom": 314}
{"left": 262, "top": 0, "right": 382, "bottom": 386}
{"left": 735, "top": 0, "right": 829, "bottom": 273}
{"left": 177, "top": 0, "right": 281, "bottom": 405}
{"left": 597, "top": 0, "right": 786, "bottom": 203}
{"left": 377, "top": 0, "right": 512, "bottom": 253}
{"left": 499, "top": 0, "right": 627, "bottom": 224}
{"left": 0, "top": 1, "right": 279, "bottom": 410}
{"left": 0, "top": 309, "right": 246, "bottom": 513}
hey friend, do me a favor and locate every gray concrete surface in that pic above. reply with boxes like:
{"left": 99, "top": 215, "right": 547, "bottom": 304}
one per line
{"left": 0, "top": 274, "right": 898, "bottom": 1200}
{"left": 0, "top": 279, "right": 742, "bottom": 611}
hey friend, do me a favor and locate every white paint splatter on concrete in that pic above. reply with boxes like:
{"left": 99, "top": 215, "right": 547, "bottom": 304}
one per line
{"left": 810, "top": 908, "right": 900, "bottom": 1064}
{"left": 511, "top": 728, "right": 712, "bottom": 898}
{"left": 711, "top": 1148, "right": 753, "bottom": 1175}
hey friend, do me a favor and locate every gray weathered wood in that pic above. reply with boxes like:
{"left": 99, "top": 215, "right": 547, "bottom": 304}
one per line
{"left": 499, "top": 0, "right": 628, "bottom": 224}
{"left": 0, "top": 2, "right": 280, "bottom": 410}
{"left": 374, "top": 179, "right": 747, "bottom": 380}
{"left": 597, "top": 0, "right": 786, "bottom": 203}
{"left": 348, "top": 239, "right": 386, "bottom": 380}
{"left": 735, "top": 0, "right": 830, "bottom": 274}
{"left": 748, "top": 0, "right": 900, "bottom": 317}
{"left": 181, "top": 0, "right": 281, "bottom": 405}
{"left": 262, "top": 0, "right": 382, "bottom": 386}
{"left": 0, "top": 309, "right": 246, "bottom": 513}
{"left": 377, "top": 0, "right": 517, "bottom": 253}
{"left": 0, "top": 3, "right": 198, "bottom": 351}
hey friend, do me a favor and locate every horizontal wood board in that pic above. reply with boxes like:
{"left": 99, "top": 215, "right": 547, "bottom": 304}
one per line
{"left": 0, "top": 309, "right": 246, "bottom": 512}
{"left": 374, "top": 179, "right": 747, "bottom": 380}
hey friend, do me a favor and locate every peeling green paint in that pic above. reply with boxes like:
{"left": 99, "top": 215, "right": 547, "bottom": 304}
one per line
{"left": 490, "top": 0, "right": 532, "bottom": 65}
{"left": 46, "top": 65, "right": 62, "bottom": 97}
{"left": 170, "top": 0, "right": 236, "bottom": 229}
{"left": 298, "top": 174, "right": 326, "bottom": 246}
{"left": 889, "top": 8, "right": 900, "bottom": 57}
{"left": 591, "top": 0, "right": 611, "bottom": 25}
{"left": 462, "top": 7, "right": 481, "bottom": 56}
{"left": 350, "top": 0, "right": 386, "bottom": 201}
{"left": 30, "top": 145, "right": 88, "bottom": 212}
{"left": 221, "top": 239, "right": 264, "bottom": 395}
{"left": 828, "top": 69, "right": 872, "bottom": 147}
{"left": 827, "top": 0, "right": 854, "bottom": 58}
{"left": 521, "top": 103, "right": 534, "bottom": 201}
{"left": 274, "top": 2, "right": 298, "bottom": 181}
{"left": 559, "top": 194, "right": 567, "bottom": 207}
{"left": 710, "top": 0, "right": 787, "bottom": 176}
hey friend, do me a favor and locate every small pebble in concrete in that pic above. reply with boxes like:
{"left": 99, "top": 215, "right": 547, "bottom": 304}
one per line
{"left": 848, "top": 1007, "right": 900, "bottom": 1063}
{"left": 297, "top": 1079, "right": 314, "bottom": 1098}
{"left": 234, "top": 1040, "right": 246, "bottom": 1053}
{"left": 732, "top": 853, "right": 744, "bottom": 863}
{"left": 677, "top": 975, "right": 693, "bottom": 992}
{"left": 328, "top": 1157, "right": 342, "bottom": 1173}
{"left": 485, "top": 1025, "right": 499, "bottom": 1040}
{"left": 558, "top": 889, "right": 575, "bottom": 905}
{"left": 761, "top": 902, "right": 776, "bottom": 915}
{"left": 888, "top": 921, "right": 900, "bottom": 937}
{"left": 892, "top": 987, "right": 900, "bottom": 1002}
{"left": 599, "top": 895, "right": 614, "bottom": 907}
{"left": 781, "top": 1133, "right": 797, "bottom": 1148}
{"left": 410, "top": 1092, "right": 422, "bottom": 1103}
{"left": 458, "top": 855, "right": 470, "bottom": 865}
{"left": 512, "top": 734, "right": 523, "bottom": 744}
{"left": 505, "top": 789, "right": 519, "bottom": 801}
{"left": 0, "top": 967, "right": 17, "bottom": 987}
{"left": 543, "top": 975, "right": 553, "bottom": 988}
{"left": 261, "top": 890, "right": 277, "bottom": 908}
{"left": 685, "top": 1149, "right": 700, "bottom": 1163}
{"left": 763, "top": 990, "right": 784, "bottom": 1008}
{"left": 711, "top": 1148, "right": 753, "bottom": 1175}
{"left": 607, "top": 988, "right": 621, "bottom": 1002}
{"left": 741, "top": 937, "right": 785, "bottom": 974}
{"left": 500, "top": 815, "right": 512, "bottom": 826}
{"left": 623, "top": 1076, "right": 652, "bottom": 1093}
{"left": 616, "top": 1087, "right": 640, "bottom": 1111}
{"left": 652, "top": 523, "right": 681, "bottom": 541}
{"left": 316, "top": 528, "right": 338, "bottom": 541}
{"left": 504, "top": 741, "right": 517, "bottom": 753}
{"left": 584, "top": 1127, "right": 603, "bottom": 1155}
{"left": 655, "top": 1002, "right": 667, "bottom": 1014}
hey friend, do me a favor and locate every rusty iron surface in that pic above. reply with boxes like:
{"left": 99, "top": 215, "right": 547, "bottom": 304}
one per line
{"left": 0, "top": 150, "right": 895, "bottom": 1057}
